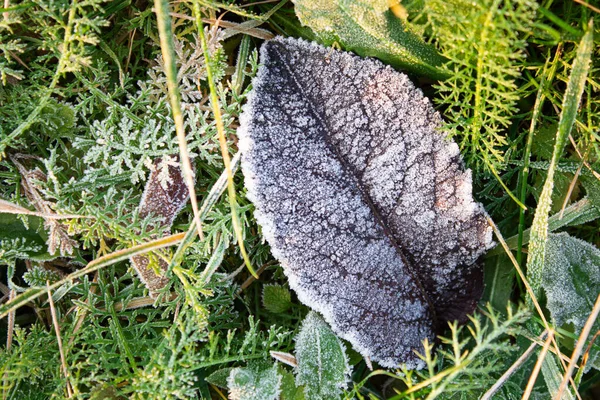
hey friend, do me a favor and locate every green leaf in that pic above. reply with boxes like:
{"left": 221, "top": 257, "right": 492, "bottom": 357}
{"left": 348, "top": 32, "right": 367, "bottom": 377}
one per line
{"left": 227, "top": 362, "right": 281, "bottom": 400}
{"left": 582, "top": 176, "right": 600, "bottom": 211}
{"left": 482, "top": 254, "right": 514, "bottom": 312}
{"left": 0, "top": 213, "right": 52, "bottom": 261}
{"left": 262, "top": 284, "right": 292, "bottom": 314}
{"left": 279, "top": 368, "right": 305, "bottom": 400}
{"left": 292, "top": 0, "right": 447, "bottom": 79}
{"left": 294, "top": 312, "right": 350, "bottom": 400}
{"left": 542, "top": 233, "right": 600, "bottom": 371}
{"left": 526, "top": 20, "right": 594, "bottom": 297}
{"left": 206, "top": 367, "right": 234, "bottom": 389}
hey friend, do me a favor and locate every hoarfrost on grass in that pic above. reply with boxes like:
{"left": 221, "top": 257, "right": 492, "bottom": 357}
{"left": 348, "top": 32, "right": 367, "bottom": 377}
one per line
{"left": 238, "top": 37, "right": 493, "bottom": 368}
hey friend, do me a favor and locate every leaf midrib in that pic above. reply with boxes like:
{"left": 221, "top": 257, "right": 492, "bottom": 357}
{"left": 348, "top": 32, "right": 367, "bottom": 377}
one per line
{"left": 271, "top": 43, "right": 438, "bottom": 327}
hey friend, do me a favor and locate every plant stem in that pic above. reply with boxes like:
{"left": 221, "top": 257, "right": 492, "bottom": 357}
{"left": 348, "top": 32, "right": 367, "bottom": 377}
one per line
{"left": 153, "top": 0, "right": 205, "bottom": 242}
{"left": 192, "top": 0, "right": 257, "bottom": 278}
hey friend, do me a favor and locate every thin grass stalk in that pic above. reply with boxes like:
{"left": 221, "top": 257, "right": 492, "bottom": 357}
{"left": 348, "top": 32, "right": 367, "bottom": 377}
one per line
{"left": 192, "top": 0, "right": 257, "bottom": 278}
{"left": 523, "top": 330, "right": 554, "bottom": 400}
{"left": 554, "top": 294, "right": 600, "bottom": 400}
{"left": 481, "top": 330, "right": 546, "bottom": 400}
{"left": 576, "top": 329, "right": 600, "bottom": 382}
{"left": 2, "top": 289, "right": 15, "bottom": 400}
{"left": 47, "top": 282, "right": 74, "bottom": 397}
{"left": 153, "top": 0, "right": 205, "bottom": 242}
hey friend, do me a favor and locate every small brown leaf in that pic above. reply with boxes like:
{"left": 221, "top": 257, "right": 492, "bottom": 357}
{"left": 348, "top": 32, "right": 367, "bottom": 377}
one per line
{"left": 130, "top": 156, "right": 189, "bottom": 294}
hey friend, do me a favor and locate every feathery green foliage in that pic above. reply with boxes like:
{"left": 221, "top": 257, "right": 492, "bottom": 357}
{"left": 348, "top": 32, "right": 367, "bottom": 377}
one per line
{"left": 422, "top": 0, "right": 538, "bottom": 174}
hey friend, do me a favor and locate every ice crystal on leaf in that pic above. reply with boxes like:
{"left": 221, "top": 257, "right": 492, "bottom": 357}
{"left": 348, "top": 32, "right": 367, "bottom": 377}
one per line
{"left": 542, "top": 233, "right": 600, "bottom": 371}
{"left": 294, "top": 311, "right": 350, "bottom": 399}
{"left": 238, "top": 37, "right": 493, "bottom": 369}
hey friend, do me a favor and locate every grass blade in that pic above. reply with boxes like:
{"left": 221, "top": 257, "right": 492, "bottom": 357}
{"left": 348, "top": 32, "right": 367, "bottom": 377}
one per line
{"left": 192, "top": 1, "right": 257, "bottom": 278}
{"left": 0, "top": 233, "right": 185, "bottom": 319}
{"left": 525, "top": 19, "right": 594, "bottom": 297}
{"left": 153, "top": 0, "right": 205, "bottom": 242}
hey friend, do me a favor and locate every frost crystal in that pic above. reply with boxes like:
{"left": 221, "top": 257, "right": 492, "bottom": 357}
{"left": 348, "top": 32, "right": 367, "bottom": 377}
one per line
{"left": 238, "top": 37, "right": 493, "bottom": 368}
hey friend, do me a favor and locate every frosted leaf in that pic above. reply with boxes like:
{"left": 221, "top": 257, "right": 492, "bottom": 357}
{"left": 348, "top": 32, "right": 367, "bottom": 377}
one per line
{"left": 542, "top": 233, "right": 600, "bottom": 371}
{"left": 130, "top": 157, "right": 189, "bottom": 294}
{"left": 227, "top": 362, "right": 281, "bottom": 400}
{"left": 238, "top": 37, "right": 493, "bottom": 368}
{"left": 294, "top": 312, "right": 350, "bottom": 400}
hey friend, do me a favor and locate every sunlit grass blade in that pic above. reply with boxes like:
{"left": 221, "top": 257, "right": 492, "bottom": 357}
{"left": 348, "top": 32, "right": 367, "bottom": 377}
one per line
{"left": 0, "top": 233, "right": 185, "bottom": 319}
{"left": 526, "top": 19, "right": 594, "bottom": 297}
{"left": 192, "top": 1, "right": 257, "bottom": 278}
{"left": 153, "top": 0, "right": 205, "bottom": 242}
{"left": 517, "top": 44, "right": 562, "bottom": 266}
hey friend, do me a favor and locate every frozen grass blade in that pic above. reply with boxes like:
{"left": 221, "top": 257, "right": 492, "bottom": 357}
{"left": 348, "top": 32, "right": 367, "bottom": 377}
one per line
{"left": 153, "top": 0, "right": 205, "bottom": 242}
{"left": 488, "top": 197, "right": 599, "bottom": 256}
{"left": 526, "top": 20, "right": 593, "bottom": 297}
{"left": 192, "top": 1, "right": 257, "bottom": 278}
{"left": 167, "top": 153, "right": 241, "bottom": 275}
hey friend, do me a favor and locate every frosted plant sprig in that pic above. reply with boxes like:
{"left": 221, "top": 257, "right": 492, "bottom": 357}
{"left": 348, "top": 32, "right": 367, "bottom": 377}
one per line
{"left": 76, "top": 113, "right": 181, "bottom": 185}
{"left": 0, "top": 0, "right": 109, "bottom": 156}
{"left": 142, "top": 28, "right": 227, "bottom": 105}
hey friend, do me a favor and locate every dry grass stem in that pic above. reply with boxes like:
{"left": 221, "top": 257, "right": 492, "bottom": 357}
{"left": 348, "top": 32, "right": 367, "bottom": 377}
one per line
{"left": 554, "top": 294, "right": 600, "bottom": 400}
{"left": 523, "top": 329, "right": 554, "bottom": 400}
{"left": 481, "top": 330, "right": 547, "bottom": 400}
{"left": 487, "top": 216, "right": 581, "bottom": 396}
{"left": 47, "top": 283, "right": 73, "bottom": 397}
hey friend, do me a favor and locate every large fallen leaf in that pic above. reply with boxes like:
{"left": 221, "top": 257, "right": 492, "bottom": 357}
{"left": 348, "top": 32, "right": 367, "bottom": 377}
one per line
{"left": 238, "top": 37, "right": 492, "bottom": 368}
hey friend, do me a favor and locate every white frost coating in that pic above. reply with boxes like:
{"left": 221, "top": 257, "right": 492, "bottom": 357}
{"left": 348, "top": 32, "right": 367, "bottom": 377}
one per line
{"left": 227, "top": 363, "right": 281, "bottom": 400}
{"left": 543, "top": 233, "right": 600, "bottom": 330}
{"left": 238, "top": 37, "right": 493, "bottom": 369}
{"left": 295, "top": 312, "right": 351, "bottom": 399}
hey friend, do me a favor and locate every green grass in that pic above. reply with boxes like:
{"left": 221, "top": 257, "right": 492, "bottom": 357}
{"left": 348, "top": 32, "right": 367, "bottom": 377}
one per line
{"left": 1, "top": 0, "right": 599, "bottom": 399}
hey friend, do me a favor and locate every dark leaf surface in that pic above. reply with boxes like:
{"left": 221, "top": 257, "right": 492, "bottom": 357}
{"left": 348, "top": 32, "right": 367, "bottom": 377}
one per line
{"left": 238, "top": 37, "right": 492, "bottom": 368}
